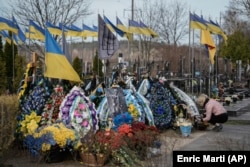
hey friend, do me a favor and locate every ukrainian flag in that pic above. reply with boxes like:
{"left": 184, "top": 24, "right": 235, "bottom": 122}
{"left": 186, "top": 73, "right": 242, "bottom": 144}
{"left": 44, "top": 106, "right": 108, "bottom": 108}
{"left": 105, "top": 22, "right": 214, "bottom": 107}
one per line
{"left": 0, "top": 31, "right": 13, "bottom": 44}
{"left": 82, "top": 24, "right": 97, "bottom": 38}
{"left": 207, "top": 20, "right": 227, "bottom": 41}
{"left": 44, "top": 29, "right": 81, "bottom": 82}
{"left": 104, "top": 15, "right": 125, "bottom": 37}
{"left": 13, "top": 17, "right": 26, "bottom": 43}
{"left": 129, "top": 19, "right": 143, "bottom": 35}
{"left": 201, "top": 29, "right": 216, "bottom": 64}
{"left": 25, "top": 28, "right": 40, "bottom": 40}
{"left": 29, "top": 20, "right": 45, "bottom": 41}
{"left": 65, "top": 24, "right": 83, "bottom": 37}
{"left": 140, "top": 21, "right": 158, "bottom": 38}
{"left": 46, "top": 21, "right": 62, "bottom": 36}
{"left": 0, "top": 17, "right": 18, "bottom": 34}
{"left": 116, "top": 17, "right": 133, "bottom": 40}
{"left": 190, "top": 13, "right": 207, "bottom": 30}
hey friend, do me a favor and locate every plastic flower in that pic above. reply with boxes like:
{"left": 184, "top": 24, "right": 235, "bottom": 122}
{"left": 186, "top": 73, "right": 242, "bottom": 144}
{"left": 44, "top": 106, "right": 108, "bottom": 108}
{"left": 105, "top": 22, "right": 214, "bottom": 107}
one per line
{"left": 79, "top": 103, "right": 86, "bottom": 110}
{"left": 127, "top": 103, "right": 139, "bottom": 118}
{"left": 20, "top": 111, "right": 41, "bottom": 136}
{"left": 39, "top": 123, "right": 77, "bottom": 148}
{"left": 117, "top": 124, "right": 133, "bottom": 137}
{"left": 225, "top": 97, "right": 232, "bottom": 102}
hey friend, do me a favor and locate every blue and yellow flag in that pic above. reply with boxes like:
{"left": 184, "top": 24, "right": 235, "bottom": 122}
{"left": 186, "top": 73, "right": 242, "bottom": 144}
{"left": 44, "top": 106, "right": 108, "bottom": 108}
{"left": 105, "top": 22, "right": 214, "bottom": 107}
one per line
{"left": 104, "top": 15, "right": 125, "bottom": 37}
{"left": 190, "top": 13, "right": 207, "bottom": 30}
{"left": 64, "top": 24, "right": 83, "bottom": 37}
{"left": 129, "top": 19, "right": 143, "bottom": 35}
{"left": 0, "top": 17, "right": 18, "bottom": 34}
{"left": 44, "top": 29, "right": 81, "bottom": 82}
{"left": 29, "top": 20, "right": 45, "bottom": 41}
{"left": 0, "top": 31, "right": 13, "bottom": 44}
{"left": 116, "top": 17, "right": 133, "bottom": 40}
{"left": 13, "top": 17, "right": 26, "bottom": 43}
{"left": 207, "top": 20, "right": 227, "bottom": 41}
{"left": 46, "top": 21, "right": 62, "bottom": 36}
{"left": 25, "top": 28, "right": 40, "bottom": 40}
{"left": 93, "top": 25, "right": 98, "bottom": 32}
{"left": 82, "top": 24, "right": 98, "bottom": 38}
{"left": 140, "top": 21, "right": 158, "bottom": 38}
{"left": 201, "top": 29, "right": 216, "bottom": 64}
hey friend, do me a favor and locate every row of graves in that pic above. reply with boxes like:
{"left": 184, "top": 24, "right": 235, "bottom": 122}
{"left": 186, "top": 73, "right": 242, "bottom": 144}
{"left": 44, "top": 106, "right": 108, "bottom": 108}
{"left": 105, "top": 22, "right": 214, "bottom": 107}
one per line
{"left": 16, "top": 55, "right": 201, "bottom": 166}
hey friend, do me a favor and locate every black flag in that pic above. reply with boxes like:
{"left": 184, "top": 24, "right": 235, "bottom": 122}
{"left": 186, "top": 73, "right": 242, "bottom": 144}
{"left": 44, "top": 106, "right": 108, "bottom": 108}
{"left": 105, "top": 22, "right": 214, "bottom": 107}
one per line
{"left": 98, "top": 14, "right": 119, "bottom": 59}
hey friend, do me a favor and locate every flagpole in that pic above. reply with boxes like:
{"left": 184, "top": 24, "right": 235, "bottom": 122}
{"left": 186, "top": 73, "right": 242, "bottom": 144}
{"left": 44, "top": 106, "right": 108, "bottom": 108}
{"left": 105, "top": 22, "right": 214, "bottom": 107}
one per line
{"left": 12, "top": 33, "right": 15, "bottom": 93}
{"left": 188, "top": 12, "right": 191, "bottom": 94}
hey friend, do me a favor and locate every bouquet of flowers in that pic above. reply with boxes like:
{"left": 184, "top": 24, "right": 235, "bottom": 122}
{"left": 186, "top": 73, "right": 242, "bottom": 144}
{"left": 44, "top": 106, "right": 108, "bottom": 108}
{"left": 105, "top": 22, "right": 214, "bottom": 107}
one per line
{"left": 19, "top": 111, "right": 41, "bottom": 137}
{"left": 23, "top": 122, "right": 79, "bottom": 157}
{"left": 89, "top": 129, "right": 141, "bottom": 166}
{"left": 117, "top": 122, "right": 160, "bottom": 155}
{"left": 224, "top": 96, "right": 232, "bottom": 105}
{"left": 231, "top": 94, "right": 238, "bottom": 102}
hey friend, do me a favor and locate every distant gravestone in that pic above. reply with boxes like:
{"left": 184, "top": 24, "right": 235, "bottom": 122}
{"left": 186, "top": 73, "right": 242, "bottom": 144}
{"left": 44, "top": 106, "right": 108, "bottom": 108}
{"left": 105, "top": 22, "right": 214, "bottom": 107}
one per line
{"left": 105, "top": 87, "right": 127, "bottom": 117}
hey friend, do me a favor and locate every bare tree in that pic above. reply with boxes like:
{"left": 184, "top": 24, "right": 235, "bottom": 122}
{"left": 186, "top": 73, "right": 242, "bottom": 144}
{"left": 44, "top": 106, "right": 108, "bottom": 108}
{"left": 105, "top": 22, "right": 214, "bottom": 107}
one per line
{"left": 223, "top": 8, "right": 248, "bottom": 35}
{"left": 228, "top": 0, "right": 250, "bottom": 18}
{"left": 157, "top": 0, "right": 189, "bottom": 46}
{"left": 4, "top": 0, "right": 92, "bottom": 60}
{"left": 135, "top": 0, "right": 160, "bottom": 65}
{"left": 9, "top": 0, "right": 92, "bottom": 28}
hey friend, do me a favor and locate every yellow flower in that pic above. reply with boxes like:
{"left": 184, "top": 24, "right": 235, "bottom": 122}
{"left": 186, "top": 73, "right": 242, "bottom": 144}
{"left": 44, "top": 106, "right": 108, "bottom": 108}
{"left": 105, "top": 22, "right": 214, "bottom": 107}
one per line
{"left": 130, "top": 109, "right": 138, "bottom": 117}
{"left": 128, "top": 103, "right": 138, "bottom": 118}
{"left": 20, "top": 111, "right": 41, "bottom": 136}
{"left": 39, "top": 123, "right": 77, "bottom": 149}
{"left": 128, "top": 104, "right": 135, "bottom": 112}
{"left": 42, "top": 143, "right": 51, "bottom": 152}
{"left": 27, "top": 120, "right": 38, "bottom": 134}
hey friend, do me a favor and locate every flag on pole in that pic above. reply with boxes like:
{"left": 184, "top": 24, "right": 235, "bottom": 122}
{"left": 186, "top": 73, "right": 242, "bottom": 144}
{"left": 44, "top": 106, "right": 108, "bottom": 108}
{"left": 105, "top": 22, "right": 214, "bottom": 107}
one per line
{"left": 0, "top": 31, "right": 16, "bottom": 44}
{"left": 61, "top": 27, "right": 71, "bottom": 64}
{"left": 29, "top": 20, "right": 45, "bottom": 41}
{"left": 116, "top": 16, "right": 133, "bottom": 40}
{"left": 139, "top": 20, "right": 159, "bottom": 38}
{"left": 208, "top": 20, "right": 227, "bottom": 41}
{"left": 128, "top": 19, "right": 143, "bottom": 34}
{"left": 98, "top": 14, "right": 119, "bottom": 59}
{"left": 44, "top": 28, "right": 81, "bottom": 82}
{"left": 13, "top": 17, "right": 26, "bottom": 43}
{"left": 190, "top": 13, "right": 207, "bottom": 30}
{"left": 201, "top": 29, "right": 216, "bottom": 64}
{"left": 69, "top": 24, "right": 83, "bottom": 37}
{"left": 0, "top": 17, "right": 18, "bottom": 34}
{"left": 104, "top": 15, "right": 125, "bottom": 37}
{"left": 82, "top": 24, "right": 98, "bottom": 38}
{"left": 46, "top": 21, "right": 62, "bottom": 36}
{"left": 25, "top": 28, "right": 40, "bottom": 40}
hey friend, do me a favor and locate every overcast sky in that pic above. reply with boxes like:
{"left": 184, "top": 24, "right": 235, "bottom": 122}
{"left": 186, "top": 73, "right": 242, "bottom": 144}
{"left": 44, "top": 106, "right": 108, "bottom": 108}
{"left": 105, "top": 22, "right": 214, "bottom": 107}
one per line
{"left": 0, "top": 0, "right": 230, "bottom": 26}
{"left": 86, "top": 0, "right": 230, "bottom": 26}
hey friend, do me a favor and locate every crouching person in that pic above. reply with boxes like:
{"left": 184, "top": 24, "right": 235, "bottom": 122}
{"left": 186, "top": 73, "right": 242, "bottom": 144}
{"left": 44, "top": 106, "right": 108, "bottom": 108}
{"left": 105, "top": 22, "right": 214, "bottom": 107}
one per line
{"left": 196, "top": 94, "right": 228, "bottom": 132}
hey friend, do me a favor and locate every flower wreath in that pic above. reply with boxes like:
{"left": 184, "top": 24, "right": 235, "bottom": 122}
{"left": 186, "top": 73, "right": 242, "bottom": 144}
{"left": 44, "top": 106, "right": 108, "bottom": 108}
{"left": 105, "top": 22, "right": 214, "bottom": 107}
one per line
{"left": 59, "top": 86, "right": 99, "bottom": 138}
{"left": 41, "top": 85, "right": 65, "bottom": 126}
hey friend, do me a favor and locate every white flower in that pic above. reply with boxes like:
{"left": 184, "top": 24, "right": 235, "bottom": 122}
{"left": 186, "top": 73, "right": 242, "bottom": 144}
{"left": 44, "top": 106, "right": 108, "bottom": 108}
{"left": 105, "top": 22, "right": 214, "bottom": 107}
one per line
{"left": 232, "top": 94, "right": 238, "bottom": 98}
{"left": 225, "top": 97, "right": 232, "bottom": 102}
{"left": 76, "top": 117, "right": 83, "bottom": 123}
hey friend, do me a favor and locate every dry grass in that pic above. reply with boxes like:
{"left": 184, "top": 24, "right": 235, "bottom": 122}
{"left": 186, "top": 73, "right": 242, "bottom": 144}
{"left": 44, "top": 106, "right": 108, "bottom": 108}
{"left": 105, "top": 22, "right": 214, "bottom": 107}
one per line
{"left": 0, "top": 95, "right": 19, "bottom": 162}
